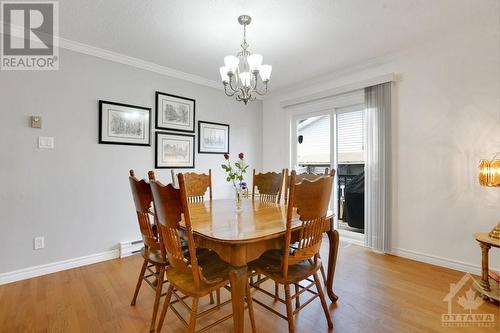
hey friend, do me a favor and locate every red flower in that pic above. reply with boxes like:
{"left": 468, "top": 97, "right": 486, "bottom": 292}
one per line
{"left": 238, "top": 152, "right": 244, "bottom": 159}
{"left": 224, "top": 153, "right": 229, "bottom": 160}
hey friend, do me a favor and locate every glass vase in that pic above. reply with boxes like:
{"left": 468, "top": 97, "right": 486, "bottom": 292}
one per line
{"left": 234, "top": 187, "right": 242, "bottom": 212}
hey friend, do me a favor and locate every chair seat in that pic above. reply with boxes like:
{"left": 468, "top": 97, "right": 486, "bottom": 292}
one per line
{"left": 141, "top": 247, "right": 167, "bottom": 265}
{"left": 141, "top": 242, "right": 212, "bottom": 266}
{"left": 166, "top": 250, "right": 231, "bottom": 297}
{"left": 249, "top": 249, "right": 322, "bottom": 284}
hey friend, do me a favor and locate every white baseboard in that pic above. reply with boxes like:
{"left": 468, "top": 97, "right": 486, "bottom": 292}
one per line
{"left": 337, "top": 232, "right": 484, "bottom": 275}
{"left": 0, "top": 242, "right": 486, "bottom": 286}
{"left": 119, "top": 239, "right": 143, "bottom": 258}
{"left": 391, "top": 247, "right": 482, "bottom": 276}
{"left": 0, "top": 249, "right": 119, "bottom": 285}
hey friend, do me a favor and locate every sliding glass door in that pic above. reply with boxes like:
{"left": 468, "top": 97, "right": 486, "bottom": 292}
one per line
{"left": 291, "top": 105, "right": 365, "bottom": 237}
{"left": 335, "top": 106, "right": 365, "bottom": 235}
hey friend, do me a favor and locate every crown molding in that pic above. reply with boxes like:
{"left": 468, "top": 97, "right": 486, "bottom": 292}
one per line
{"left": 58, "top": 38, "right": 221, "bottom": 90}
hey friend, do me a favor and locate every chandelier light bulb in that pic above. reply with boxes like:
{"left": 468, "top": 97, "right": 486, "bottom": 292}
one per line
{"left": 259, "top": 65, "right": 272, "bottom": 82}
{"left": 219, "top": 66, "right": 229, "bottom": 83}
{"left": 224, "top": 56, "right": 239, "bottom": 74}
{"left": 247, "top": 54, "right": 263, "bottom": 72}
{"left": 239, "top": 72, "right": 252, "bottom": 87}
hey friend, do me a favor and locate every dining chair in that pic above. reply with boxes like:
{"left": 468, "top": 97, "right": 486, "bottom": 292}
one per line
{"left": 284, "top": 167, "right": 334, "bottom": 204}
{"left": 128, "top": 170, "right": 168, "bottom": 332}
{"left": 252, "top": 169, "right": 285, "bottom": 203}
{"left": 252, "top": 168, "right": 286, "bottom": 297}
{"left": 171, "top": 169, "right": 213, "bottom": 203}
{"left": 277, "top": 168, "right": 336, "bottom": 295}
{"left": 150, "top": 171, "right": 256, "bottom": 333}
{"left": 249, "top": 170, "right": 334, "bottom": 333}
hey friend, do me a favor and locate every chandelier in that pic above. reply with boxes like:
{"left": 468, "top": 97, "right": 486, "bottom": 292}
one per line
{"left": 219, "top": 15, "right": 272, "bottom": 105}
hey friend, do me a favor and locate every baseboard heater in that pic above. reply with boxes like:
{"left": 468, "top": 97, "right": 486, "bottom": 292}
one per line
{"left": 119, "top": 239, "right": 143, "bottom": 258}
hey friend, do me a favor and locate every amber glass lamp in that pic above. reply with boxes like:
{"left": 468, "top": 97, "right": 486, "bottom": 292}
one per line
{"left": 479, "top": 153, "right": 500, "bottom": 238}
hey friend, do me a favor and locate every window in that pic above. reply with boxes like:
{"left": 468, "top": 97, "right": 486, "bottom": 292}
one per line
{"left": 337, "top": 110, "right": 364, "bottom": 163}
{"left": 297, "top": 115, "right": 330, "bottom": 166}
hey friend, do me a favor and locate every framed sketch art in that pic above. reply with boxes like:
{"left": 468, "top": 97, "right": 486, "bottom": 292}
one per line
{"left": 155, "top": 92, "right": 195, "bottom": 132}
{"left": 198, "top": 121, "right": 229, "bottom": 154}
{"left": 99, "top": 100, "right": 151, "bottom": 146}
{"left": 155, "top": 132, "right": 195, "bottom": 169}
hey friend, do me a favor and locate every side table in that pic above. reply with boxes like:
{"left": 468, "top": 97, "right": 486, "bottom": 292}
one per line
{"left": 473, "top": 233, "right": 500, "bottom": 302}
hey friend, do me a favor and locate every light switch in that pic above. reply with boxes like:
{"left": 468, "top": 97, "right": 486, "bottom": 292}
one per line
{"left": 38, "top": 136, "right": 54, "bottom": 149}
{"left": 34, "top": 236, "right": 45, "bottom": 250}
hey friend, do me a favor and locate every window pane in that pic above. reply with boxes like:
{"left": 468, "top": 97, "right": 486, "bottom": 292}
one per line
{"left": 297, "top": 115, "right": 330, "bottom": 166}
{"left": 337, "top": 110, "right": 364, "bottom": 163}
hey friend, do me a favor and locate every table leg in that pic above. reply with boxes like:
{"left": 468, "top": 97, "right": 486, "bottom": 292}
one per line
{"left": 479, "top": 243, "right": 491, "bottom": 291}
{"left": 229, "top": 265, "right": 248, "bottom": 333}
{"left": 326, "top": 229, "right": 339, "bottom": 302}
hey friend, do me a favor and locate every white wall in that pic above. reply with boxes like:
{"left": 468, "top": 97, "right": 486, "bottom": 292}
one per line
{"left": 263, "top": 23, "right": 500, "bottom": 271}
{"left": 0, "top": 49, "right": 262, "bottom": 274}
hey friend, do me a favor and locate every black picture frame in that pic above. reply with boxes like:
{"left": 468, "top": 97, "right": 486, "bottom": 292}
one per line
{"left": 98, "top": 100, "right": 151, "bottom": 146}
{"left": 155, "top": 91, "right": 196, "bottom": 133}
{"left": 155, "top": 132, "right": 195, "bottom": 169}
{"left": 198, "top": 121, "right": 230, "bottom": 154}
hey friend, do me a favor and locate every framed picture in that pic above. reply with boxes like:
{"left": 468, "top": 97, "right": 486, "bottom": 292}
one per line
{"left": 155, "top": 132, "right": 195, "bottom": 169}
{"left": 99, "top": 100, "right": 151, "bottom": 146}
{"left": 198, "top": 121, "right": 230, "bottom": 154}
{"left": 155, "top": 92, "right": 195, "bottom": 132}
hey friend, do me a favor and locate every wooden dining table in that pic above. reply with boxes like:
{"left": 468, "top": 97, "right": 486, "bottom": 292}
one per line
{"left": 183, "top": 198, "right": 340, "bottom": 333}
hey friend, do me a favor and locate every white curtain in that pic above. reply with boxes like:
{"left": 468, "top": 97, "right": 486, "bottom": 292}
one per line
{"left": 364, "top": 82, "right": 391, "bottom": 252}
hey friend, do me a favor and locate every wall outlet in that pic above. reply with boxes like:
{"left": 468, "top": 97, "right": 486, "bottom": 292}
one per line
{"left": 34, "top": 236, "right": 44, "bottom": 250}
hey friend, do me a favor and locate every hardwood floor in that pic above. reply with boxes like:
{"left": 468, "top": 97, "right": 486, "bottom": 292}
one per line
{"left": 0, "top": 243, "right": 498, "bottom": 333}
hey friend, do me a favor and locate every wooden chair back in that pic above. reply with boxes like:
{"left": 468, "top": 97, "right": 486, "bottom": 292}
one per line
{"left": 283, "top": 170, "right": 334, "bottom": 279}
{"left": 128, "top": 170, "right": 161, "bottom": 252}
{"left": 252, "top": 169, "right": 285, "bottom": 203}
{"left": 149, "top": 171, "right": 205, "bottom": 288}
{"left": 284, "top": 168, "right": 336, "bottom": 204}
{"left": 171, "top": 169, "right": 212, "bottom": 203}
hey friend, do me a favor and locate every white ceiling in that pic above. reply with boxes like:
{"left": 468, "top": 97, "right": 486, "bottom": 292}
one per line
{"left": 60, "top": 0, "right": 496, "bottom": 91}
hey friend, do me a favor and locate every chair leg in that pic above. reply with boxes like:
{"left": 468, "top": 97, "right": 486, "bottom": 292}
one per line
{"left": 245, "top": 281, "right": 257, "bottom": 333}
{"left": 216, "top": 288, "right": 221, "bottom": 305}
{"left": 188, "top": 297, "right": 199, "bottom": 333}
{"left": 152, "top": 265, "right": 159, "bottom": 287}
{"left": 209, "top": 291, "right": 214, "bottom": 304}
{"left": 318, "top": 253, "right": 327, "bottom": 284}
{"left": 156, "top": 285, "right": 174, "bottom": 333}
{"left": 131, "top": 259, "right": 148, "bottom": 306}
{"left": 313, "top": 272, "right": 333, "bottom": 329}
{"left": 320, "top": 265, "right": 327, "bottom": 285}
{"left": 284, "top": 284, "right": 295, "bottom": 333}
{"left": 294, "top": 283, "right": 300, "bottom": 309}
{"left": 274, "top": 282, "right": 279, "bottom": 301}
{"left": 149, "top": 266, "right": 165, "bottom": 332}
